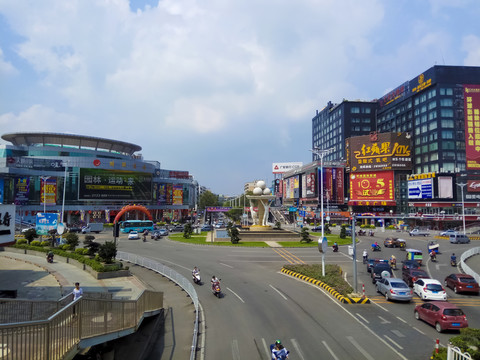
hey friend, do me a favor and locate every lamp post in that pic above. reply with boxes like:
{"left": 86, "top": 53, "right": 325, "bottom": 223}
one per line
{"left": 457, "top": 183, "right": 466, "bottom": 235}
{"left": 310, "top": 147, "right": 334, "bottom": 276}
{"left": 61, "top": 163, "right": 68, "bottom": 225}
{"left": 40, "top": 176, "right": 51, "bottom": 214}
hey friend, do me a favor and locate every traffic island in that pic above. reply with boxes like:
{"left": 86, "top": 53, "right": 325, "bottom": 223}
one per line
{"left": 281, "top": 267, "right": 370, "bottom": 304}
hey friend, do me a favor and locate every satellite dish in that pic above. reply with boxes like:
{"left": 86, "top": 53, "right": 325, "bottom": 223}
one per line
{"left": 57, "top": 223, "right": 65, "bottom": 235}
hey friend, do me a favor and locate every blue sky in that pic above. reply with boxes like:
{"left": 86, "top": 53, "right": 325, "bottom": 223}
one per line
{"left": 1, "top": 0, "right": 480, "bottom": 195}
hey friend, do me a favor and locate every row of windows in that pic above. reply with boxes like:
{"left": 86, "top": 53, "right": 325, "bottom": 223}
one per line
{"left": 414, "top": 161, "right": 464, "bottom": 174}
{"left": 351, "top": 106, "right": 372, "bottom": 114}
{"left": 351, "top": 118, "right": 371, "bottom": 124}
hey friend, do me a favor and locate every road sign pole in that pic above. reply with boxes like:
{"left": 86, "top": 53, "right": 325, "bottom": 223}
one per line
{"left": 352, "top": 214, "right": 357, "bottom": 293}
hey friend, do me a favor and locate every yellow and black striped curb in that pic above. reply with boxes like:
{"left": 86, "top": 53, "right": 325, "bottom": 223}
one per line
{"left": 281, "top": 268, "right": 370, "bottom": 304}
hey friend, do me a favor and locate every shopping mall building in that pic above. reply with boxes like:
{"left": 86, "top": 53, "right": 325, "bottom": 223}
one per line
{"left": 0, "top": 132, "right": 198, "bottom": 226}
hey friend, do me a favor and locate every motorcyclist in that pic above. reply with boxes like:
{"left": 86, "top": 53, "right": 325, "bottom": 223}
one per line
{"left": 451, "top": 253, "right": 457, "bottom": 266}
{"left": 47, "top": 251, "right": 54, "bottom": 262}
{"left": 211, "top": 275, "right": 220, "bottom": 290}
{"left": 333, "top": 242, "right": 338, "bottom": 252}
{"left": 372, "top": 241, "right": 379, "bottom": 251}
{"left": 369, "top": 229, "right": 374, "bottom": 236}
{"left": 389, "top": 255, "right": 396, "bottom": 269}
{"left": 192, "top": 266, "right": 200, "bottom": 277}
{"left": 362, "top": 249, "right": 368, "bottom": 264}
{"left": 430, "top": 251, "right": 437, "bottom": 261}
{"left": 271, "top": 339, "right": 289, "bottom": 360}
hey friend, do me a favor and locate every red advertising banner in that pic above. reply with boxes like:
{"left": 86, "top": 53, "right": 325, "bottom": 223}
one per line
{"left": 467, "top": 180, "right": 480, "bottom": 192}
{"left": 335, "top": 167, "right": 344, "bottom": 204}
{"left": 325, "top": 168, "right": 332, "bottom": 202}
{"left": 349, "top": 171, "right": 394, "bottom": 202}
{"left": 464, "top": 85, "right": 480, "bottom": 169}
{"left": 41, "top": 178, "right": 57, "bottom": 206}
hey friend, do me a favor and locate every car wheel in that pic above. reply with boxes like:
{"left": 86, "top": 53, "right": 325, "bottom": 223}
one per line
{"left": 454, "top": 286, "right": 458, "bottom": 294}
{"left": 435, "top": 322, "right": 443, "bottom": 333}
{"left": 414, "top": 311, "right": 420, "bottom": 320}
{"left": 385, "top": 293, "right": 389, "bottom": 301}
{"left": 376, "top": 285, "right": 380, "bottom": 294}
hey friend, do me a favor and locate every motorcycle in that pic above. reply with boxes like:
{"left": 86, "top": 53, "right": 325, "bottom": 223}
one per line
{"left": 451, "top": 258, "right": 457, "bottom": 267}
{"left": 332, "top": 244, "right": 339, "bottom": 252}
{"left": 357, "top": 230, "right": 366, "bottom": 236}
{"left": 389, "top": 258, "right": 397, "bottom": 270}
{"left": 46, "top": 253, "right": 54, "bottom": 263}
{"left": 429, "top": 251, "right": 437, "bottom": 262}
{"left": 192, "top": 272, "right": 202, "bottom": 285}
{"left": 212, "top": 281, "right": 222, "bottom": 297}
{"left": 372, "top": 244, "right": 381, "bottom": 252}
{"left": 369, "top": 231, "right": 375, "bottom": 237}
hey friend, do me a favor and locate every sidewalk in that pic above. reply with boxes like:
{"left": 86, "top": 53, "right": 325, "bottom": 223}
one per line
{"left": 0, "top": 249, "right": 195, "bottom": 360}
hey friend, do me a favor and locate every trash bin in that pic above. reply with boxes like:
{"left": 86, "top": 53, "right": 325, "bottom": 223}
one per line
{"left": 348, "top": 245, "right": 353, "bottom": 256}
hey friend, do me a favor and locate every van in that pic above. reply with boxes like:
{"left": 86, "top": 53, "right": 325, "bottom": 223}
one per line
{"left": 449, "top": 234, "right": 470, "bottom": 244}
{"left": 81, "top": 223, "right": 104, "bottom": 234}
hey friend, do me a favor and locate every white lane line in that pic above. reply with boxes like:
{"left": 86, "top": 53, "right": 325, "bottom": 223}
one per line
{"left": 226, "top": 287, "right": 245, "bottom": 303}
{"left": 413, "top": 327, "right": 425, "bottom": 335}
{"left": 290, "top": 338, "right": 306, "bottom": 360}
{"left": 384, "top": 335, "right": 404, "bottom": 350}
{"left": 378, "top": 316, "right": 391, "bottom": 324}
{"left": 396, "top": 316, "right": 407, "bottom": 324}
{"left": 322, "top": 340, "right": 340, "bottom": 360}
{"left": 261, "top": 338, "right": 270, "bottom": 360}
{"left": 231, "top": 339, "right": 240, "bottom": 360}
{"left": 269, "top": 284, "right": 288, "bottom": 301}
{"left": 347, "top": 336, "right": 375, "bottom": 360}
{"left": 391, "top": 329, "right": 405, "bottom": 338}
{"left": 356, "top": 313, "right": 370, "bottom": 324}
{"left": 219, "top": 262, "right": 233, "bottom": 268}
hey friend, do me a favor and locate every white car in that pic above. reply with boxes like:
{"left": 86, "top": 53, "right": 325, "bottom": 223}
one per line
{"left": 128, "top": 231, "right": 140, "bottom": 240}
{"left": 413, "top": 278, "right": 447, "bottom": 301}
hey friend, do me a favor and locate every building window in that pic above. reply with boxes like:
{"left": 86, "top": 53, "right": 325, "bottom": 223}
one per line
{"left": 441, "top": 119, "right": 454, "bottom": 128}
{"left": 441, "top": 109, "right": 454, "bottom": 117}
{"left": 429, "top": 132, "right": 438, "bottom": 141}
{"left": 428, "top": 111, "right": 437, "bottom": 120}
{"left": 422, "top": 145, "right": 428, "bottom": 153}
{"left": 441, "top": 130, "right": 454, "bottom": 139}
{"left": 351, "top": 107, "right": 360, "bottom": 114}
{"left": 415, "top": 147, "right": 421, "bottom": 155}
{"left": 430, "top": 153, "right": 438, "bottom": 161}
{"left": 443, "top": 163, "right": 455, "bottom": 171}
{"left": 431, "top": 163, "right": 439, "bottom": 172}
{"left": 429, "top": 143, "right": 438, "bottom": 151}
{"left": 440, "top": 88, "right": 453, "bottom": 96}
{"left": 442, "top": 141, "right": 455, "bottom": 150}
{"left": 429, "top": 122, "right": 437, "bottom": 131}
{"left": 440, "top": 98, "right": 453, "bottom": 106}
{"left": 352, "top": 118, "right": 360, "bottom": 123}
{"left": 428, "top": 101, "right": 436, "bottom": 110}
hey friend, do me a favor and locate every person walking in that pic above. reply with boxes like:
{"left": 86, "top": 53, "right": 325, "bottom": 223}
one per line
{"left": 72, "top": 282, "right": 83, "bottom": 317}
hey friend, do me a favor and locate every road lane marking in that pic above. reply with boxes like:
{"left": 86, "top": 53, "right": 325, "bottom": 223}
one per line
{"left": 269, "top": 284, "right": 288, "bottom": 300}
{"left": 396, "top": 316, "right": 407, "bottom": 324}
{"left": 273, "top": 248, "right": 305, "bottom": 264}
{"left": 347, "top": 336, "right": 375, "bottom": 360}
{"left": 322, "top": 340, "right": 340, "bottom": 360}
{"left": 378, "top": 316, "right": 390, "bottom": 324}
{"left": 231, "top": 339, "right": 240, "bottom": 360}
{"left": 356, "top": 313, "right": 370, "bottom": 324}
{"left": 391, "top": 329, "right": 405, "bottom": 338}
{"left": 384, "top": 335, "right": 404, "bottom": 350}
{"left": 261, "top": 338, "right": 270, "bottom": 359}
{"left": 290, "top": 338, "right": 306, "bottom": 360}
{"left": 219, "top": 262, "right": 233, "bottom": 268}
{"left": 226, "top": 287, "right": 245, "bottom": 303}
{"left": 413, "top": 327, "right": 425, "bottom": 335}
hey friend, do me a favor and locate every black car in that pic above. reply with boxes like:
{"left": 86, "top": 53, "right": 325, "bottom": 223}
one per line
{"left": 367, "top": 259, "right": 388, "bottom": 273}
{"left": 371, "top": 263, "right": 393, "bottom": 283}
{"left": 401, "top": 260, "right": 421, "bottom": 271}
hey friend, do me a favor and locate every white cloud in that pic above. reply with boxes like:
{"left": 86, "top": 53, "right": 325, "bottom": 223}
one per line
{"left": 463, "top": 35, "right": 480, "bottom": 66}
{"left": 0, "top": 48, "right": 17, "bottom": 76}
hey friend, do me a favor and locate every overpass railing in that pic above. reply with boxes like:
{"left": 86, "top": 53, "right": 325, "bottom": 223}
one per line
{"left": 460, "top": 247, "right": 480, "bottom": 284}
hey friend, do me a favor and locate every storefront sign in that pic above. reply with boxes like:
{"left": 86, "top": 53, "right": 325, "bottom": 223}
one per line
{"left": 0, "top": 204, "right": 15, "bottom": 245}
{"left": 349, "top": 171, "right": 395, "bottom": 202}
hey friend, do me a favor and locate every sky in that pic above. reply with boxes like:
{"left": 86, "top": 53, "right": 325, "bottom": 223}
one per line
{"left": 1, "top": 0, "right": 480, "bottom": 196}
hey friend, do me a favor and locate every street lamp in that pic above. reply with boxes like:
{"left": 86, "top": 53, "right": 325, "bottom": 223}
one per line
{"left": 457, "top": 183, "right": 466, "bottom": 235}
{"left": 40, "top": 176, "right": 51, "bottom": 214}
{"left": 310, "top": 146, "right": 334, "bottom": 276}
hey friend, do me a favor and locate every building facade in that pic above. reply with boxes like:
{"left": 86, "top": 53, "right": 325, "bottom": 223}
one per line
{"left": 0, "top": 133, "right": 198, "bottom": 226}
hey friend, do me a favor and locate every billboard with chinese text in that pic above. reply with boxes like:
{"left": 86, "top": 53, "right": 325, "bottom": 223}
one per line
{"left": 349, "top": 171, "right": 395, "bottom": 202}
{"left": 464, "top": 85, "right": 480, "bottom": 169}
{"left": 41, "top": 177, "right": 57, "bottom": 206}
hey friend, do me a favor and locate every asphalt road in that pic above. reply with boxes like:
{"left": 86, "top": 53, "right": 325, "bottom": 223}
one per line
{"left": 90, "top": 229, "right": 480, "bottom": 359}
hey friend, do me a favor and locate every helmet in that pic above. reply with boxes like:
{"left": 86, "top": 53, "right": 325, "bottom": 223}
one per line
{"left": 275, "top": 340, "right": 281, "bottom": 345}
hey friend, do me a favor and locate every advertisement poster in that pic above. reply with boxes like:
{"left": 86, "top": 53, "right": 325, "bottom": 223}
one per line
{"left": 464, "top": 85, "right": 480, "bottom": 169}
{"left": 0, "top": 178, "right": 4, "bottom": 203}
{"left": 41, "top": 177, "right": 57, "bottom": 206}
{"left": 408, "top": 178, "right": 433, "bottom": 199}
{"left": 157, "top": 184, "right": 167, "bottom": 205}
{"left": 349, "top": 171, "right": 395, "bottom": 202}
{"left": 79, "top": 169, "right": 152, "bottom": 200}
{"left": 0, "top": 204, "right": 15, "bottom": 245}
{"left": 36, "top": 212, "right": 59, "bottom": 236}
{"left": 305, "top": 172, "right": 316, "bottom": 197}
{"left": 173, "top": 184, "right": 183, "bottom": 205}
{"left": 334, "top": 167, "right": 345, "bottom": 204}
{"left": 293, "top": 175, "right": 300, "bottom": 198}
{"left": 166, "top": 184, "right": 173, "bottom": 205}
{"left": 15, "top": 177, "right": 30, "bottom": 205}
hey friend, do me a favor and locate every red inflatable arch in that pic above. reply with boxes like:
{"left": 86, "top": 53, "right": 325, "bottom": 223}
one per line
{"left": 113, "top": 205, "right": 153, "bottom": 224}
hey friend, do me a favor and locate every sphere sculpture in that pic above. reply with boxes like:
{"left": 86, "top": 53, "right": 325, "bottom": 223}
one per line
{"left": 247, "top": 180, "right": 275, "bottom": 228}
{"left": 253, "top": 187, "right": 263, "bottom": 195}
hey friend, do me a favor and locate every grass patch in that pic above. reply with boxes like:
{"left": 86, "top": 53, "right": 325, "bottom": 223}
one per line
{"left": 283, "top": 263, "right": 353, "bottom": 296}
{"left": 167, "top": 232, "right": 269, "bottom": 247}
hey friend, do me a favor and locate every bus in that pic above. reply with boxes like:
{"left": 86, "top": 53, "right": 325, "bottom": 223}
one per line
{"left": 120, "top": 220, "right": 155, "bottom": 234}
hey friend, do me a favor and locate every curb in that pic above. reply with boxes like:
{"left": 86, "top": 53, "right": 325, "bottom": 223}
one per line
{"left": 281, "top": 268, "right": 370, "bottom": 304}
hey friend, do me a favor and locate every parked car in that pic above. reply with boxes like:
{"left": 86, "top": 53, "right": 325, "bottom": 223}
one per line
{"left": 128, "top": 231, "right": 140, "bottom": 240}
{"left": 449, "top": 234, "right": 470, "bottom": 244}
{"left": 366, "top": 259, "right": 388, "bottom": 273}
{"left": 311, "top": 225, "right": 323, "bottom": 232}
{"left": 158, "top": 228, "right": 169, "bottom": 236}
{"left": 376, "top": 278, "right": 413, "bottom": 302}
{"left": 384, "top": 238, "right": 406, "bottom": 248}
{"left": 444, "top": 274, "right": 480, "bottom": 294}
{"left": 371, "top": 263, "right": 393, "bottom": 284}
{"left": 413, "top": 278, "right": 447, "bottom": 301}
{"left": 409, "top": 228, "right": 430, "bottom": 237}
{"left": 67, "top": 227, "right": 83, "bottom": 233}
{"left": 440, "top": 229, "right": 457, "bottom": 236}
{"left": 201, "top": 224, "right": 213, "bottom": 231}
{"left": 402, "top": 268, "right": 429, "bottom": 287}
{"left": 414, "top": 301, "right": 468, "bottom": 333}
{"left": 401, "top": 260, "right": 421, "bottom": 271}
{"left": 172, "top": 225, "right": 184, "bottom": 232}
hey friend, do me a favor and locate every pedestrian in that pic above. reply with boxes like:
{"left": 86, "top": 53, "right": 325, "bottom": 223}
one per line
{"left": 72, "top": 282, "right": 83, "bottom": 317}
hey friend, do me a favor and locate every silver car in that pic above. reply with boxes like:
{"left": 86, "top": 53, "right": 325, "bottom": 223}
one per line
{"left": 376, "top": 278, "right": 413, "bottom": 302}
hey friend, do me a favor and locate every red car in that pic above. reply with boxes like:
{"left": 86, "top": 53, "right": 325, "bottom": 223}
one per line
{"left": 414, "top": 301, "right": 468, "bottom": 333}
{"left": 444, "top": 274, "right": 480, "bottom": 294}
{"left": 402, "top": 268, "right": 429, "bottom": 287}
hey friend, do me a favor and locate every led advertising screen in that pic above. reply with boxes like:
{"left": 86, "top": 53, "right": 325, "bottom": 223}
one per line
{"left": 349, "top": 171, "right": 394, "bottom": 202}
{"left": 464, "top": 85, "right": 480, "bottom": 169}
{"left": 408, "top": 178, "right": 433, "bottom": 199}
{"left": 79, "top": 169, "right": 152, "bottom": 201}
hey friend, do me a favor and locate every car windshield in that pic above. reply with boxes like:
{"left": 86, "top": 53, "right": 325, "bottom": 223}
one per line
{"left": 391, "top": 282, "right": 408, "bottom": 289}
{"left": 412, "top": 271, "right": 427, "bottom": 277}
{"left": 426, "top": 284, "right": 443, "bottom": 291}
{"left": 443, "top": 309, "right": 464, "bottom": 316}
{"left": 459, "top": 277, "right": 476, "bottom": 284}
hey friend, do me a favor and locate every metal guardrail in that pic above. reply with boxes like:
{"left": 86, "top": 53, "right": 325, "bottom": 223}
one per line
{"left": 0, "top": 286, "right": 162, "bottom": 360}
{"left": 117, "top": 251, "right": 199, "bottom": 360}
{"left": 460, "top": 247, "right": 480, "bottom": 284}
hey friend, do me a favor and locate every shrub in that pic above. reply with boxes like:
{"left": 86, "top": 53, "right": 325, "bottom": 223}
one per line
{"left": 23, "top": 228, "right": 38, "bottom": 244}
{"left": 98, "top": 241, "right": 117, "bottom": 264}
{"left": 16, "top": 238, "right": 28, "bottom": 245}
{"left": 31, "top": 240, "right": 42, "bottom": 247}
{"left": 63, "top": 232, "right": 79, "bottom": 250}
{"left": 183, "top": 224, "right": 193, "bottom": 239}
{"left": 339, "top": 226, "right": 346, "bottom": 239}
{"left": 40, "top": 241, "right": 50, "bottom": 246}
{"left": 60, "top": 244, "right": 70, "bottom": 251}
{"left": 300, "top": 227, "right": 312, "bottom": 243}
{"left": 75, "top": 248, "right": 88, "bottom": 255}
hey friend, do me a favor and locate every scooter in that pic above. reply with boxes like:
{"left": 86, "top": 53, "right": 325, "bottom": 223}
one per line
{"left": 429, "top": 252, "right": 437, "bottom": 262}
{"left": 390, "top": 258, "right": 397, "bottom": 270}
{"left": 212, "top": 281, "right": 222, "bottom": 297}
{"left": 332, "top": 244, "right": 339, "bottom": 252}
{"left": 372, "top": 244, "right": 381, "bottom": 252}
{"left": 46, "top": 253, "right": 54, "bottom": 263}
{"left": 451, "top": 258, "right": 457, "bottom": 267}
{"left": 357, "top": 230, "right": 366, "bottom": 236}
{"left": 192, "top": 272, "right": 202, "bottom": 285}
{"left": 369, "top": 231, "right": 375, "bottom": 237}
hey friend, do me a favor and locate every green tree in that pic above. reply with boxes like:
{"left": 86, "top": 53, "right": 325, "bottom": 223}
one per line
{"left": 48, "top": 229, "right": 57, "bottom": 247}
{"left": 98, "top": 241, "right": 117, "bottom": 264}
{"left": 274, "top": 221, "right": 282, "bottom": 230}
{"left": 198, "top": 190, "right": 219, "bottom": 210}
{"left": 63, "top": 232, "right": 79, "bottom": 250}
{"left": 227, "top": 223, "right": 240, "bottom": 244}
{"left": 183, "top": 223, "right": 193, "bottom": 239}
{"left": 23, "top": 228, "right": 38, "bottom": 244}
{"left": 300, "top": 227, "right": 312, "bottom": 243}
{"left": 226, "top": 208, "right": 243, "bottom": 223}
{"left": 339, "top": 225, "right": 347, "bottom": 239}
{"left": 83, "top": 235, "right": 100, "bottom": 256}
